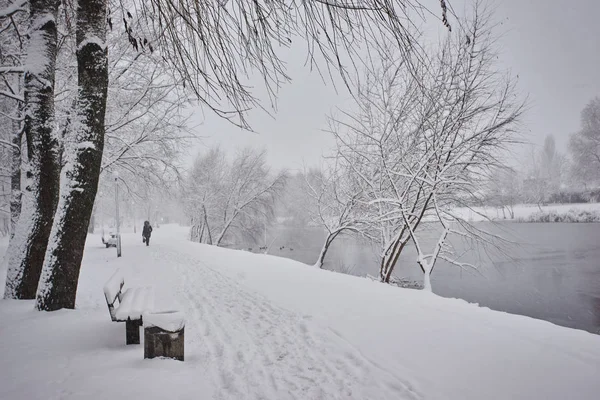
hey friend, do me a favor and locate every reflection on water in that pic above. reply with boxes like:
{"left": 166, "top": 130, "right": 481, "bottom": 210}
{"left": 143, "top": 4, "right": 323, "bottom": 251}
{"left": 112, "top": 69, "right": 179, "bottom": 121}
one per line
{"left": 232, "top": 223, "right": 600, "bottom": 335}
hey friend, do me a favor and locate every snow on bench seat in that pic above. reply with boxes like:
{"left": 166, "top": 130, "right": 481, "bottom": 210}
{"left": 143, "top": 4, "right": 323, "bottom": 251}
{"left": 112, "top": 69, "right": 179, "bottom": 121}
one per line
{"left": 103, "top": 270, "right": 124, "bottom": 306}
{"left": 115, "top": 287, "right": 155, "bottom": 322}
{"left": 143, "top": 311, "right": 185, "bottom": 332}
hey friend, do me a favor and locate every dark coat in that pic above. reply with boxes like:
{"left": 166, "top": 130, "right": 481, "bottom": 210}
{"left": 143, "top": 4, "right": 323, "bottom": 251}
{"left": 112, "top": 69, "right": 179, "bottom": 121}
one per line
{"left": 142, "top": 222, "right": 153, "bottom": 237}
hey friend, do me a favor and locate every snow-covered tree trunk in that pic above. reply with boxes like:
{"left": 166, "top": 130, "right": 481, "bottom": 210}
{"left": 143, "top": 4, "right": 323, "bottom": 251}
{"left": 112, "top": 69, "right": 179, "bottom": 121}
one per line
{"left": 215, "top": 211, "right": 238, "bottom": 247}
{"left": 202, "top": 206, "right": 212, "bottom": 244}
{"left": 4, "top": 0, "right": 61, "bottom": 300}
{"left": 314, "top": 231, "right": 339, "bottom": 269}
{"left": 9, "top": 124, "right": 22, "bottom": 236}
{"left": 36, "top": 0, "right": 108, "bottom": 311}
{"left": 314, "top": 241, "right": 328, "bottom": 269}
{"left": 379, "top": 231, "right": 410, "bottom": 283}
{"left": 422, "top": 272, "right": 432, "bottom": 292}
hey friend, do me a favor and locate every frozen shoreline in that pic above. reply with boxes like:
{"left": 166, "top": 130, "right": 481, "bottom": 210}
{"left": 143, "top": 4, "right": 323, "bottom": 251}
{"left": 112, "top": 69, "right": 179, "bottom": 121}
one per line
{"left": 454, "top": 202, "right": 600, "bottom": 222}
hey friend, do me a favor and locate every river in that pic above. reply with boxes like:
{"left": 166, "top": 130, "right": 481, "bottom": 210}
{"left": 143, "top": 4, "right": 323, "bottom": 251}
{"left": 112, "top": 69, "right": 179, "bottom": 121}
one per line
{"left": 232, "top": 222, "right": 600, "bottom": 335}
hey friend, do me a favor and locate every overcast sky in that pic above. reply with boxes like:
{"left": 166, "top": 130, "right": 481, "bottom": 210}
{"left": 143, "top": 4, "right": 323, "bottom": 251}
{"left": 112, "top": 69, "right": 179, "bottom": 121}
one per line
{"left": 185, "top": 0, "right": 600, "bottom": 171}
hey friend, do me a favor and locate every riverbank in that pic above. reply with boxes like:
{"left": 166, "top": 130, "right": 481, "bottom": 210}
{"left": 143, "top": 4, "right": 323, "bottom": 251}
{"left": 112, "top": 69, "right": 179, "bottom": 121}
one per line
{"left": 454, "top": 202, "right": 600, "bottom": 222}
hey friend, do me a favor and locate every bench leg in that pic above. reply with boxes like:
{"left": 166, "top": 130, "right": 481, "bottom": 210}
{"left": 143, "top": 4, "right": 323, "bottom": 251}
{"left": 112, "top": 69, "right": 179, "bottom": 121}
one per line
{"left": 144, "top": 326, "right": 185, "bottom": 361}
{"left": 126, "top": 319, "right": 142, "bottom": 345}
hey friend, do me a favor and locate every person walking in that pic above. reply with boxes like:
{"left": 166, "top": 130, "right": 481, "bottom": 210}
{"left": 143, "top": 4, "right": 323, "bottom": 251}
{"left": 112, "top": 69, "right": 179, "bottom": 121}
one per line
{"left": 142, "top": 220, "right": 153, "bottom": 246}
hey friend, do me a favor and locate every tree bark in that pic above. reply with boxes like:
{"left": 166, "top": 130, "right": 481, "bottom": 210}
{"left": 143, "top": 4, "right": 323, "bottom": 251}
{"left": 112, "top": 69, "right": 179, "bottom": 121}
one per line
{"left": 4, "top": 0, "right": 61, "bottom": 300}
{"left": 314, "top": 242, "right": 328, "bottom": 269}
{"left": 380, "top": 239, "right": 408, "bottom": 283}
{"left": 203, "top": 205, "right": 212, "bottom": 245}
{"left": 314, "top": 231, "right": 339, "bottom": 269}
{"left": 36, "top": 0, "right": 108, "bottom": 310}
{"left": 9, "top": 123, "right": 22, "bottom": 237}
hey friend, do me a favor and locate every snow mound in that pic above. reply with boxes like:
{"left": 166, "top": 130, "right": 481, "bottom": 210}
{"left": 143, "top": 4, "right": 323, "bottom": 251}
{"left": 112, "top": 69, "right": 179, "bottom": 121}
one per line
{"left": 144, "top": 310, "right": 185, "bottom": 332}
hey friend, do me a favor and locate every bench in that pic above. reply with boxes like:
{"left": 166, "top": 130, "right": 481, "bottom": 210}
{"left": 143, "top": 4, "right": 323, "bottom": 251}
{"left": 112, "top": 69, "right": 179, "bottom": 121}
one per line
{"left": 104, "top": 269, "right": 155, "bottom": 345}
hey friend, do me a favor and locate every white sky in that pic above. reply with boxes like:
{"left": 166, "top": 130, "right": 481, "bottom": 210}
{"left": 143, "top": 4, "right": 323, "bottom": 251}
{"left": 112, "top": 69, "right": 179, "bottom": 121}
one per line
{"left": 185, "top": 0, "right": 600, "bottom": 171}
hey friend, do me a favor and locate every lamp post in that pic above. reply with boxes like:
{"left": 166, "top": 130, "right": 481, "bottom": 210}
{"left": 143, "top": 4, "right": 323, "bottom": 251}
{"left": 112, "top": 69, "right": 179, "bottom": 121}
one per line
{"left": 98, "top": 190, "right": 103, "bottom": 238}
{"left": 114, "top": 171, "right": 122, "bottom": 257}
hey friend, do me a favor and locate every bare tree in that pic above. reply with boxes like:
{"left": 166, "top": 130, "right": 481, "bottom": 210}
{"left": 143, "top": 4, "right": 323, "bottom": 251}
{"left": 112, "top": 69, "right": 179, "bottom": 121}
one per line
{"left": 304, "top": 162, "right": 369, "bottom": 269}
{"left": 4, "top": 0, "right": 62, "bottom": 300}
{"left": 331, "top": 4, "right": 523, "bottom": 289}
{"left": 522, "top": 146, "right": 546, "bottom": 210}
{"left": 485, "top": 167, "right": 521, "bottom": 219}
{"left": 0, "top": 0, "right": 25, "bottom": 236}
{"left": 0, "top": 98, "right": 16, "bottom": 236}
{"left": 100, "top": 22, "right": 193, "bottom": 182}
{"left": 522, "top": 136, "right": 565, "bottom": 210}
{"left": 540, "top": 134, "right": 565, "bottom": 196}
{"left": 187, "top": 147, "right": 287, "bottom": 247}
{"left": 132, "top": 0, "right": 446, "bottom": 128}
{"left": 186, "top": 147, "right": 228, "bottom": 244}
{"left": 569, "top": 97, "right": 600, "bottom": 187}
{"left": 49, "top": 5, "right": 192, "bottom": 195}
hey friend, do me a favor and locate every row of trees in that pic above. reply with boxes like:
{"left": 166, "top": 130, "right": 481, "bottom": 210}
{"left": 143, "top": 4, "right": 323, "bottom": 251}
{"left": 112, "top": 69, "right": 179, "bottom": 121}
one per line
{"left": 2, "top": 0, "right": 441, "bottom": 309}
{"left": 485, "top": 135, "right": 566, "bottom": 216}
{"left": 183, "top": 5, "right": 523, "bottom": 292}
{"left": 185, "top": 147, "right": 287, "bottom": 247}
{"left": 569, "top": 98, "right": 600, "bottom": 188}
{"left": 486, "top": 112, "right": 600, "bottom": 217}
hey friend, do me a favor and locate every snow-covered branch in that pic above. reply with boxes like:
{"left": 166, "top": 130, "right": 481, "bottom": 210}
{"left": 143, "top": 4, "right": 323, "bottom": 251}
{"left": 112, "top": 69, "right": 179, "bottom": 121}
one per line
{"left": 185, "top": 147, "right": 287, "bottom": 247}
{"left": 328, "top": 3, "right": 524, "bottom": 288}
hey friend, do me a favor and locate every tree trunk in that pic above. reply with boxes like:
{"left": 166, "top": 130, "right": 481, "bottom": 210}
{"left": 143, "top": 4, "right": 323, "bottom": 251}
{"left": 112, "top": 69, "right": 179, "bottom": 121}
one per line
{"left": 314, "top": 241, "right": 329, "bottom": 269}
{"left": 9, "top": 125, "right": 22, "bottom": 237}
{"left": 203, "top": 206, "right": 212, "bottom": 245}
{"left": 380, "top": 239, "right": 408, "bottom": 283}
{"left": 4, "top": 0, "right": 61, "bottom": 300}
{"left": 215, "top": 214, "right": 236, "bottom": 246}
{"left": 423, "top": 271, "right": 432, "bottom": 292}
{"left": 314, "top": 232, "right": 338, "bottom": 269}
{"left": 36, "top": 0, "right": 108, "bottom": 311}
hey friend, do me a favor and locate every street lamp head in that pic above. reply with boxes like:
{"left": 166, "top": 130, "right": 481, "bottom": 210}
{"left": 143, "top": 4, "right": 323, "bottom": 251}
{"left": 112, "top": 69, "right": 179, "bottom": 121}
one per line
{"left": 113, "top": 170, "right": 119, "bottom": 181}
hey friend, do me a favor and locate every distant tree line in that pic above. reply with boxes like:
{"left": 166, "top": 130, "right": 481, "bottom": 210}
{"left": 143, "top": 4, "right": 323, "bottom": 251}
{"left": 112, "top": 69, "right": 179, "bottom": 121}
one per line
{"left": 484, "top": 97, "right": 600, "bottom": 217}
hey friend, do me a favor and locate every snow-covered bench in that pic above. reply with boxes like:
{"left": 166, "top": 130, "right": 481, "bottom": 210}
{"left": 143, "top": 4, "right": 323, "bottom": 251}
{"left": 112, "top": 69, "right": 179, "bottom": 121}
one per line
{"left": 104, "top": 269, "right": 155, "bottom": 345}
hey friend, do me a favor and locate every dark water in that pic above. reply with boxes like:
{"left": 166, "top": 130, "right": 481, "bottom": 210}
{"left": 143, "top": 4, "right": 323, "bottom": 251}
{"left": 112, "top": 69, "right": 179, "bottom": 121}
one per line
{"left": 234, "top": 223, "right": 600, "bottom": 335}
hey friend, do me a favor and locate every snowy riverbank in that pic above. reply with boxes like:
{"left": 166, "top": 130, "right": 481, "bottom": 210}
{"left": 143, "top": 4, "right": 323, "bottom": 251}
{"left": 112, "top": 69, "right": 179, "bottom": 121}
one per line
{"left": 455, "top": 202, "right": 600, "bottom": 222}
{"left": 1, "top": 224, "right": 599, "bottom": 399}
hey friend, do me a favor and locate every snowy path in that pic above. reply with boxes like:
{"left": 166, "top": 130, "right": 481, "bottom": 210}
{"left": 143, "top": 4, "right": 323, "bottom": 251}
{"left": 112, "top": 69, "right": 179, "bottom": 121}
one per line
{"left": 147, "top": 243, "right": 420, "bottom": 400}
{"left": 1, "top": 225, "right": 599, "bottom": 400}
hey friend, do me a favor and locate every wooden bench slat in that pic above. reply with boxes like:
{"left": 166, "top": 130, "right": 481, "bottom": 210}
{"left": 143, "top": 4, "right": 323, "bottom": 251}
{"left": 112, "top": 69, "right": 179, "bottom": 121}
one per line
{"left": 115, "top": 287, "right": 155, "bottom": 322}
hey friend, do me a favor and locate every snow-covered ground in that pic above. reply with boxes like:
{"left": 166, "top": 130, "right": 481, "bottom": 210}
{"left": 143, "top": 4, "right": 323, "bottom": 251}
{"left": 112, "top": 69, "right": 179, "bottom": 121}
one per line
{"left": 455, "top": 202, "right": 600, "bottom": 222}
{"left": 1, "top": 225, "right": 599, "bottom": 399}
